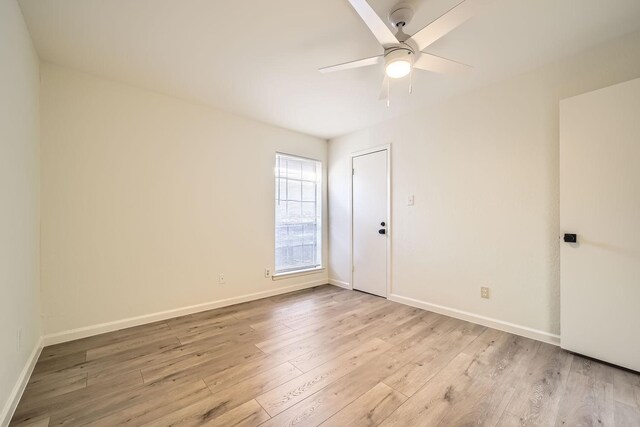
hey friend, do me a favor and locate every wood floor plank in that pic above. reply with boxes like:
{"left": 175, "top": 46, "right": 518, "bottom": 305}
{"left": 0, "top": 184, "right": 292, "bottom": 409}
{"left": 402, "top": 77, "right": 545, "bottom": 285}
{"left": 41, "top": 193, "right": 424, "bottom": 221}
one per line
{"left": 30, "top": 336, "right": 181, "bottom": 386}
{"left": 427, "top": 330, "right": 539, "bottom": 427}
{"left": 571, "top": 354, "right": 616, "bottom": 384}
{"left": 614, "top": 369, "right": 640, "bottom": 408}
{"left": 256, "top": 338, "right": 393, "bottom": 416}
{"left": 21, "top": 373, "right": 87, "bottom": 402}
{"left": 202, "top": 354, "right": 289, "bottom": 394}
{"left": 379, "top": 351, "right": 478, "bottom": 426}
{"left": 9, "top": 416, "right": 50, "bottom": 427}
{"left": 85, "top": 329, "right": 179, "bottom": 361}
{"left": 86, "top": 337, "right": 184, "bottom": 384}
{"left": 176, "top": 323, "right": 258, "bottom": 347}
{"left": 320, "top": 382, "right": 407, "bottom": 427}
{"left": 10, "top": 285, "right": 639, "bottom": 427}
{"left": 554, "top": 371, "right": 615, "bottom": 427}
{"left": 333, "top": 303, "right": 404, "bottom": 332}
{"left": 254, "top": 322, "right": 331, "bottom": 354}
{"left": 193, "top": 399, "right": 270, "bottom": 427}
{"left": 249, "top": 303, "right": 342, "bottom": 332}
{"left": 282, "top": 305, "right": 368, "bottom": 331}
{"left": 382, "top": 304, "right": 427, "bottom": 326}
{"left": 260, "top": 316, "right": 387, "bottom": 364}
{"left": 498, "top": 342, "right": 574, "bottom": 426}
{"left": 381, "top": 328, "right": 531, "bottom": 426}
{"left": 167, "top": 312, "right": 238, "bottom": 334}
{"left": 84, "top": 379, "right": 211, "bottom": 427}
{"left": 259, "top": 353, "right": 404, "bottom": 427}
{"left": 377, "top": 311, "right": 442, "bottom": 346}
{"left": 382, "top": 317, "right": 485, "bottom": 396}
{"left": 48, "top": 377, "right": 208, "bottom": 426}
{"left": 39, "top": 322, "right": 171, "bottom": 360}
{"left": 288, "top": 297, "right": 388, "bottom": 332}
{"left": 289, "top": 319, "right": 394, "bottom": 373}
{"left": 144, "top": 363, "right": 300, "bottom": 426}
{"left": 31, "top": 351, "right": 86, "bottom": 376}
{"left": 11, "top": 370, "right": 143, "bottom": 424}
{"left": 238, "top": 289, "right": 343, "bottom": 325}
{"left": 615, "top": 401, "right": 640, "bottom": 427}
{"left": 267, "top": 285, "right": 340, "bottom": 304}
{"left": 140, "top": 342, "right": 265, "bottom": 384}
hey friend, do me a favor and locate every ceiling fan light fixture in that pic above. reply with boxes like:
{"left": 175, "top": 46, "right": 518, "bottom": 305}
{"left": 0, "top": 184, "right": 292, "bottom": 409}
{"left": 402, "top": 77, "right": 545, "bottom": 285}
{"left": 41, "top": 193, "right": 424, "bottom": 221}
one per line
{"left": 384, "top": 48, "right": 412, "bottom": 79}
{"left": 385, "top": 60, "right": 411, "bottom": 78}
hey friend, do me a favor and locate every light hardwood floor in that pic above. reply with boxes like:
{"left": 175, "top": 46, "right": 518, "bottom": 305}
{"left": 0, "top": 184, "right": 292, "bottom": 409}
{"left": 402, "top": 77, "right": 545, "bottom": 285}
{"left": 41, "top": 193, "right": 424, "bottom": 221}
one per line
{"left": 11, "top": 285, "right": 640, "bottom": 426}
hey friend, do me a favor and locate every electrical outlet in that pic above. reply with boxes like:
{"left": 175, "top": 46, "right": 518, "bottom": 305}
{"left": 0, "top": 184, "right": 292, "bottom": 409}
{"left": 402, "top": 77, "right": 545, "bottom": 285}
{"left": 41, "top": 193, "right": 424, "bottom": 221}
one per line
{"left": 218, "top": 273, "right": 225, "bottom": 284}
{"left": 481, "top": 287, "right": 490, "bottom": 299}
{"left": 264, "top": 268, "right": 271, "bottom": 278}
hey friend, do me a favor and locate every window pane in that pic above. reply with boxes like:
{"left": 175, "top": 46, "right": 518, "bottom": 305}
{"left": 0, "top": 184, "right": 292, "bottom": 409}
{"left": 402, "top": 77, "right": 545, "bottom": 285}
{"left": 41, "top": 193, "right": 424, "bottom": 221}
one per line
{"left": 287, "top": 201, "right": 301, "bottom": 219}
{"left": 287, "top": 179, "right": 302, "bottom": 201}
{"left": 301, "top": 162, "right": 316, "bottom": 181}
{"left": 301, "top": 201, "right": 316, "bottom": 218}
{"left": 303, "top": 223, "right": 316, "bottom": 244}
{"left": 286, "top": 159, "right": 302, "bottom": 180}
{"left": 275, "top": 154, "right": 322, "bottom": 274}
{"left": 302, "top": 181, "right": 316, "bottom": 202}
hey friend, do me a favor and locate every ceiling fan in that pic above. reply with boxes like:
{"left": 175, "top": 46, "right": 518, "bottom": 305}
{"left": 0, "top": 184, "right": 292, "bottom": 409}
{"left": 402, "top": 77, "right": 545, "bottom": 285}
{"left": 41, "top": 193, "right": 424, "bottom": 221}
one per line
{"left": 320, "top": 0, "right": 492, "bottom": 104}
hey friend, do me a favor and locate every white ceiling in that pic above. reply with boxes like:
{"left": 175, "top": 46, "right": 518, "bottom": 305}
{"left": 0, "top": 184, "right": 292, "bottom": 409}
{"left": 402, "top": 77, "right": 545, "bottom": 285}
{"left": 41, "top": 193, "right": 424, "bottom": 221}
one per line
{"left": 19, "top": 0, "right": 640, "bottom": 139}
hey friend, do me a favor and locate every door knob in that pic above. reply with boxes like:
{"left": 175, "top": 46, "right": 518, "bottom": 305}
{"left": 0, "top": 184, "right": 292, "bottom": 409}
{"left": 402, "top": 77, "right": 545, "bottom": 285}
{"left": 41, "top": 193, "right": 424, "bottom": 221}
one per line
{"left": 378, "top": 229, "right": 386, "bottom": 235}
{"left": 564, "top": 233, "right": 577, "bottom": 243}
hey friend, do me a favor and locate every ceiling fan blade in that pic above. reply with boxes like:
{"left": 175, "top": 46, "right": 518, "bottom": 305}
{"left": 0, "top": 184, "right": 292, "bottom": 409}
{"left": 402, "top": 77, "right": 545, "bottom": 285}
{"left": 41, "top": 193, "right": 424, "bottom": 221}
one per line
{"left": 319, "top": 55, "right": 383, "bottom": 73}
{"left": 347, "top": 0, "right": 399, "bottom": 48}
{"left": 408, "top": 0, "right": 492, "bottom": 51}
{"left": 413, "top": 53, "right": 472, "bottom": 74}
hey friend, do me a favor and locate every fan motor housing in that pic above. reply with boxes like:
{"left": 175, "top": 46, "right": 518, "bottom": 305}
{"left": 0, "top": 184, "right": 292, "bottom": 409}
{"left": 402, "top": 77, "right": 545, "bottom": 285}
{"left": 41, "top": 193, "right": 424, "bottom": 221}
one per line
{"left": 384, "top": 46, "right": 414, "bottom": 61}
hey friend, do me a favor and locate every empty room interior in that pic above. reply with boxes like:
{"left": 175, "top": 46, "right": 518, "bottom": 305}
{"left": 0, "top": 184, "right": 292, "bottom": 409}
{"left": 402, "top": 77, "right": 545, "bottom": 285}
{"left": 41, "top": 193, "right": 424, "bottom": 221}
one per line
{"left": 3, "top": 0, "right": 640, "bottom": 425}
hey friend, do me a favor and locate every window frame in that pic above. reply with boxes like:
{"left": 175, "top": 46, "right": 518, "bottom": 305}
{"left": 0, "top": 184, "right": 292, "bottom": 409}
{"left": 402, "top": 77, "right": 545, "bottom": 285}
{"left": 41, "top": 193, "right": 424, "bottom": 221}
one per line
{"left": 273, "top": 152, "right": 323, "bottom": 277}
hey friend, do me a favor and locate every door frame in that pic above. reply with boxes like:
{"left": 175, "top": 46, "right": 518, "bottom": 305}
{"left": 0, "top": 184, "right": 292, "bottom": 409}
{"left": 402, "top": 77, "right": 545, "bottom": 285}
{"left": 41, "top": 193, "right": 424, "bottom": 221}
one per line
{"left": 349, "top": 144, "right": 392, "bottom": 298}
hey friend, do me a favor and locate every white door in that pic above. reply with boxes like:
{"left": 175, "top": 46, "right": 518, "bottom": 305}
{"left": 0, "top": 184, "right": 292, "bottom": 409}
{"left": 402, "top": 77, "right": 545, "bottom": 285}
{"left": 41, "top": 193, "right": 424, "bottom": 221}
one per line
{"left": 560, "top": 78, "right": 640, "bottom": 372}
{"left": 352, "top": 149, "right": 388, "bottom": 297}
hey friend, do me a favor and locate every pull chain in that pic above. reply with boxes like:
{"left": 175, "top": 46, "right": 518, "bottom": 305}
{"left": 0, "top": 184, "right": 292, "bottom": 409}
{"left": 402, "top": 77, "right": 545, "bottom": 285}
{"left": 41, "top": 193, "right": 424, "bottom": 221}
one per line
{"left": 409, "top": 66, "right": 413, "bottom": 94}
{"left": 387, "top": 77, "right": 390, "bottom": 107}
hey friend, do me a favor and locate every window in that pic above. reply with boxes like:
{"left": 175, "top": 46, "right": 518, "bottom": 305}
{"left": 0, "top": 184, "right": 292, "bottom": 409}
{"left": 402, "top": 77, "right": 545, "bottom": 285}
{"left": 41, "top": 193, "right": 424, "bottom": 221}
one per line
{"left": 275, "top": 153, "right": 322, "bottom": 274}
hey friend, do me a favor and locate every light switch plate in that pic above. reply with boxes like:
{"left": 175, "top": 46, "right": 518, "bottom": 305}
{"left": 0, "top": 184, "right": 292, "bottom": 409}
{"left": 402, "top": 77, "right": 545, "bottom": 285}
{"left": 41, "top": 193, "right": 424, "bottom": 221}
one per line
{"left": 407, "top": 195, "right": 415, "bottom": 206}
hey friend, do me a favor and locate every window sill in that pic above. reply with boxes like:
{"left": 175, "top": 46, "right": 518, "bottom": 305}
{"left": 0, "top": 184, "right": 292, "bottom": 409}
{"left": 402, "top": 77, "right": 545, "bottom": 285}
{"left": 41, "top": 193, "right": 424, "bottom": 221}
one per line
{"left": 272, "top": 267, "right": 325, "bottom": 281}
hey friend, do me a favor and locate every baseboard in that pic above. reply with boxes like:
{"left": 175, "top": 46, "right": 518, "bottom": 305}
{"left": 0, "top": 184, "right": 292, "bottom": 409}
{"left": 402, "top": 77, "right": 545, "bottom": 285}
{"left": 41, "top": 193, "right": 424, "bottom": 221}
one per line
{"left": 1, "top": 337, "right": 43, "bottom": 427}
{"left": 42, "top": 279, "right": 328, "bottom": 346}
{"left": 389, "top": 294, "right": 561, "bottom": 346}
{"left": 328, "top": 278, "right": 351, "bottom": 290}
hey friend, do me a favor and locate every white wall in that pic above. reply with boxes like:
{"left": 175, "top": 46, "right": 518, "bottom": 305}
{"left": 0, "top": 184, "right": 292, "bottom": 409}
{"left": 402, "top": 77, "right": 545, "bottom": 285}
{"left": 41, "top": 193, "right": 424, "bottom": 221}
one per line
{"left": 328, "top": 31, "right": 640, "bottom": 340}
{"left": 40, "top": 63, "right": 328, "bottom": 337}
{"left": 0, "top": 0, "right": 41, "bottom": 423}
